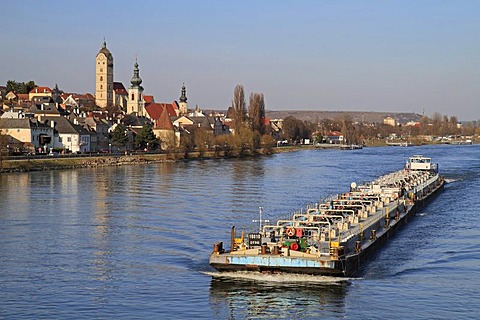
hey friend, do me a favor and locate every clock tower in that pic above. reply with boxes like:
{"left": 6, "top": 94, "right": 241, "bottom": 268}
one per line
{"left": 95, "top": 40, "right": 114, "bottom": 108}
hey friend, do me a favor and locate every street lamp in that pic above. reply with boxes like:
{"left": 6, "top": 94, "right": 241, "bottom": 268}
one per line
{"left": 109, "top": 143, "right": 112, "bottom": 154}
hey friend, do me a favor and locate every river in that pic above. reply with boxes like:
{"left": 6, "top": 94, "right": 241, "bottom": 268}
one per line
{"left": 1, "top": 145, "right": 479, "bottom": 319}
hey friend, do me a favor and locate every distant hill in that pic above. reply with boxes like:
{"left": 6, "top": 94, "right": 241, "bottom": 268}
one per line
{"left": 204, "top": 108, "right": 423, "bottom": 124}
{"left": 265, "top": 110, "right": 422, "bottom": 124}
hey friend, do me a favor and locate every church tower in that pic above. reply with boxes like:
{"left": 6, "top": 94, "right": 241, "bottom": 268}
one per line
{"left": 179, "top": 83, "right": 188, "bottom": 115}
{"left": 95, "top": 40, "right": 114, "bottom": 108}
{"left": 127, "top": 59, "right": 145, "bottom": 116}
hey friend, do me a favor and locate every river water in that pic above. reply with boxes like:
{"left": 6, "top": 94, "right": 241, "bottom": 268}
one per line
{"left": 0, "top": 145, "right": 479, "bottom": 319}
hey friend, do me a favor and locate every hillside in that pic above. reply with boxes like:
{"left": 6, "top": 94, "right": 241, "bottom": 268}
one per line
{"left": 265, "top": 110, "right": 422, "bottom": 124}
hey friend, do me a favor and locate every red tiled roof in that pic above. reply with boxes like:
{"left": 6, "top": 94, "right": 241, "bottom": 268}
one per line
{"left": 17, "top": 94, "right": 29, "bottom": 101}
{"left": 327, "top": 131, "right": 343, "bottom": 136}
{"left": 29, "top": 86, "right": 52, "bottom": 94}
{"left": 155, "top": 106, "right": 174, "bottom": 130}
{"left": 143, "top": 95, "right": 154, "bottom": 103}
{"left": 145, "top": 102, "right": 178, "bottom": 120}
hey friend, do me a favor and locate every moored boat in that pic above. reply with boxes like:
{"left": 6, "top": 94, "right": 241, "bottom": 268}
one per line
{"left": 209, "top": 155, "right": 444, "bottom": 277}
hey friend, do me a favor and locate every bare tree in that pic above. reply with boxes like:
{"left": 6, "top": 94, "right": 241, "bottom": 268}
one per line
{"left": 248, "top": 92, "right": 266, "bottom": 134}
{"left": 232, "top": 85, "right": 246, "bottom": 134}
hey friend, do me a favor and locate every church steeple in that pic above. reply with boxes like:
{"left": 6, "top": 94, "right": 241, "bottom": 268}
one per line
{"left": 127, "top": 58, "right": 145, "bottom": 116}
{"left": 179, "top": 83, "right": 187, "bottom": 103}
{"left": 130, "top": 59, "right": 143, "bottom": 89}
{"left": 178, "top": 83, "right": 188, "bottom": 116}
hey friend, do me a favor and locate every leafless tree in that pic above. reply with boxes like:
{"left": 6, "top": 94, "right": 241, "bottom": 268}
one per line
{"left": 232, "top": 85, "right": 246, "bottom": 134}
{"left": 248, "top": 92, "right": 266, "bottom": 134}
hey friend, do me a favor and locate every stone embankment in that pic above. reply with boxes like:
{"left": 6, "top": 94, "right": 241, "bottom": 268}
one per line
{"left": 0, "top": 148, "right": 275, "bottom": 173}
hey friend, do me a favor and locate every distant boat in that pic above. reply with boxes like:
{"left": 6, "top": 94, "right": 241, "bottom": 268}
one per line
{"left": 386, "top": 141, "right": 413, "bottom": 147}
{"left": 315, "top": 143, "right": 363, "bottom": 150}
{"left": 448, "top": 139, "right": 472, "bottom": 145}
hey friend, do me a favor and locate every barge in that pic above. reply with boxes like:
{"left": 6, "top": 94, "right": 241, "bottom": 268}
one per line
{"left": 209, "top": 155, "right": 444, "bottom": 277}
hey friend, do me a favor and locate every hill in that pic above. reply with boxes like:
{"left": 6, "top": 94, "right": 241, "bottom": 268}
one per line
{"left": 265, "top": 110, "right": 422, "bottom": 124}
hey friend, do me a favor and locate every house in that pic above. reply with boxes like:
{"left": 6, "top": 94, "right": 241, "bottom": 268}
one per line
{"left": 30, "top": 96, "right": 65, "bottom": 117}
{"left": 74, "top": 113, "right": 110, "bottom": 152}
{"left": 5, "top": 91, "right": 17, "bottom": 101}
{"left": 61, "top": 94, "right": 79, "bottom": 109}
{"left": 0, "top": 116, "right": 55, "bottom": 153}
{"left": 213, "top": 117, "right": 230, "bottom": 135}
{"left": 325, "top": 131, "right": 344, "bottom": 144}
{"left": 153, "top": 106, "right": 179, "bottom": 150}
{"left": 384, "top": 117, "right": 396, "bottom": 127}
{"left": 28, "top": 86, "right": 52, "bottom": 101}
{"left": 38, "top": 116, "right": 91, "bottom": 153}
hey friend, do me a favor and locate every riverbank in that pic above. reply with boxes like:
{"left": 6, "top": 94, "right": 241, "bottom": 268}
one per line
{"left": 0, "top": 147, "right": 278, "bottom": 173}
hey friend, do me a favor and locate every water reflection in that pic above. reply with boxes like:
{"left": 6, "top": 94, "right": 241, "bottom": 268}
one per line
{"left": 209, "top": 274, "right": 348, "bottom": 319}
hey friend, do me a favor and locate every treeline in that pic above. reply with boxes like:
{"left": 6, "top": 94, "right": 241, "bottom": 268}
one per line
{"left": 279, "top": 112, "right": 479, "bottom": 146}
{"left": 4, "top": 80, "right": 37, "bottom": 94}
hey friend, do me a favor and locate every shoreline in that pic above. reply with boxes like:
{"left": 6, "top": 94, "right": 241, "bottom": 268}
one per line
{"left": 0, "top": 141, "right": 477, "bottom": 173}
{"left": 0, "top": 147, "right": 277, "bottom": 173}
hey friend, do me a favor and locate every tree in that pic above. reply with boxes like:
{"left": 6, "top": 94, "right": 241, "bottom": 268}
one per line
{"left": 110, "top": 124, "right": 128, "bottom": 150}
{"left": 232, "top": 84, "right": 246, "bottom": 134}
{"left": 248, "top": 92, "right": 266, "bottom": 135}
{"left": 135, "top": 125, "right": 159, "bottom": 150}
{"left": 5, "top": 80, "right": 36, "bottom": 94}
{"left": 282, "top": 116, "right": 310, "bottom": 143}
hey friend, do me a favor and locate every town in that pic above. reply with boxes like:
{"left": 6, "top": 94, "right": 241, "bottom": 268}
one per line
{"left": 0, "top": 41, "right": 478, "bottom": 158}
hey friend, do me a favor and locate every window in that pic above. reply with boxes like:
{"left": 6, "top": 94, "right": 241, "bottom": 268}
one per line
{"left": 131, "top": 93, "right": 134, "bottom": 100}
{"left": 100, "top": 85, "right": 103, "bottom": 90}
{"left": 67, "top": 137, "right": 71, "bottom": 142}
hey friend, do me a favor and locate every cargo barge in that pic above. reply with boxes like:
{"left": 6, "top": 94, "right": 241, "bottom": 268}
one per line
{"left": 209, "top": 155, "right": 444, "bottom": 277}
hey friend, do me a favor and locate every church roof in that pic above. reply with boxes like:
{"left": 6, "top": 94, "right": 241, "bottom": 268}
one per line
{"left": 145, "top": 102, "right": 178, "bottom": 120}
{"left": 143, "top": 95, "right": 154, "bottom": 104}
{"left": 113, "top": 82, "right": 127, "bottom": 95}
{"left": 155, "top": 106, "right": 174, "bottom": 130}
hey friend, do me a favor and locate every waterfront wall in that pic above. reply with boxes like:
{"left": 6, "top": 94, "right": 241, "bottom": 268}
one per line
{"left": 0, "top": 148, "right": 275, "bottom": 173}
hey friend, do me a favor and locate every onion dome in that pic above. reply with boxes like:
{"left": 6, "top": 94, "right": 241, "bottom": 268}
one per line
{"left": 179, "top": 83, "right": 187, "bottom": 103}
{"left": 130, "top": 60, "right": 143, "bottom": 88}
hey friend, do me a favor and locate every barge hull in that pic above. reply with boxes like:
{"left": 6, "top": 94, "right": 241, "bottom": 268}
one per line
{"left": 209, "top": 156, "right": 444, "bottom": 277}
{"left": 342, "top": 179, "right": 444, "bottom": 276}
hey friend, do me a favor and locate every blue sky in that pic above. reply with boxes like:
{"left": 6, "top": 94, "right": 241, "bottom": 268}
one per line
{"left": 1, "top": 1, "right": 479, "bottom": 120}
